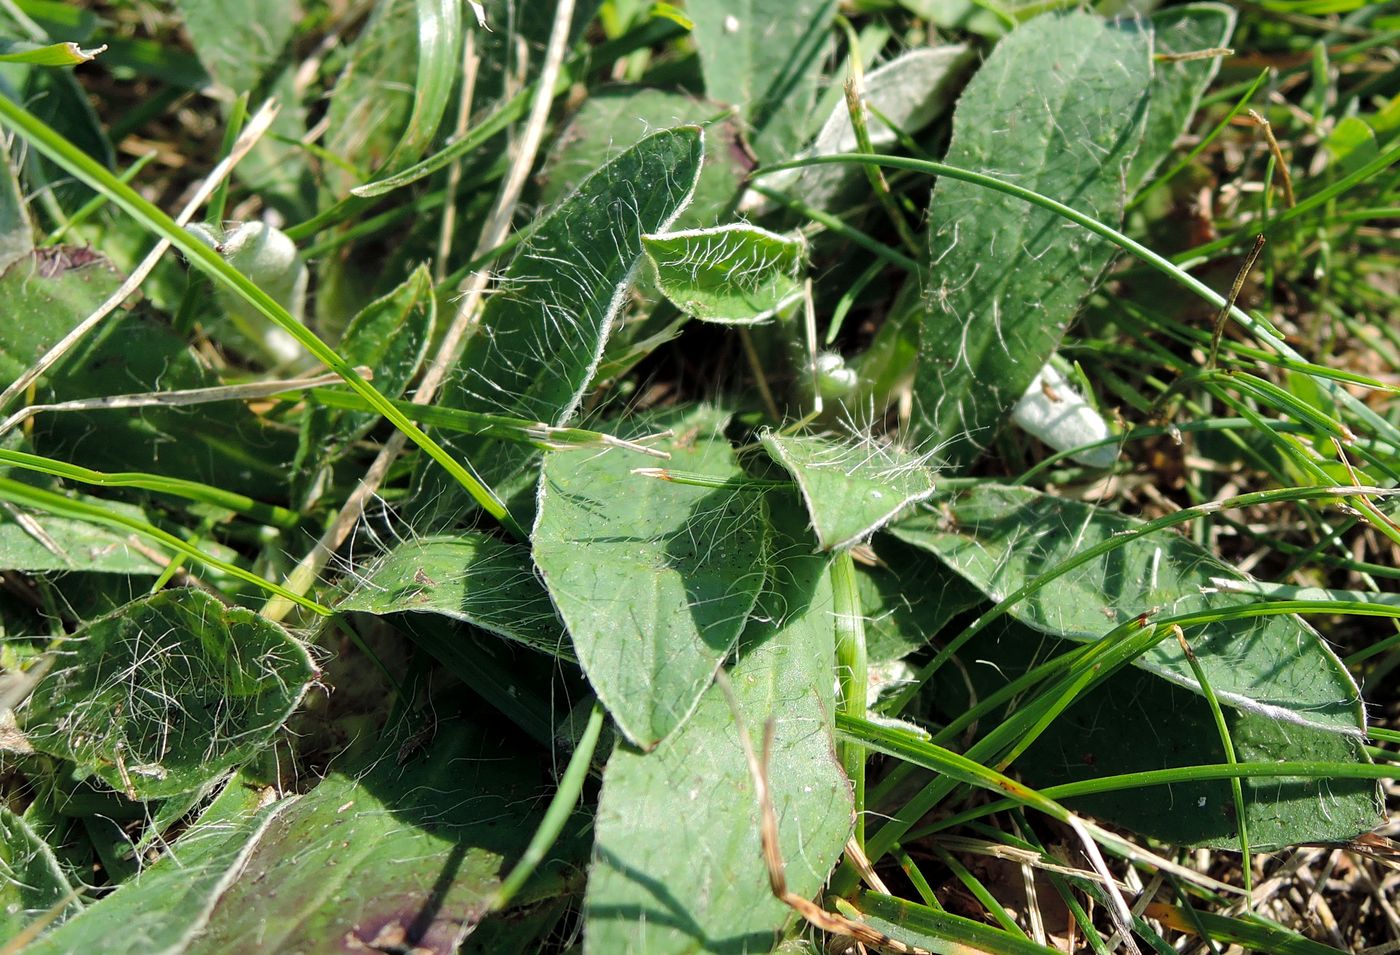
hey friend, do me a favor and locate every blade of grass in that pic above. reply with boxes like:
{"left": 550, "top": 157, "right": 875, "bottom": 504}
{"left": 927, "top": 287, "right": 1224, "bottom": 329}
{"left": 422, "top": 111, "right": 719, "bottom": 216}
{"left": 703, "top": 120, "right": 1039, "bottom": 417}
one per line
{"left": 0, "top": 91, "right": 521, "bottom": 537}
{"left": 0, "top": 476, "right": 327, "bottom": 615}
{"left": 755, "top": 152, "right": 1400, "bottom": 452}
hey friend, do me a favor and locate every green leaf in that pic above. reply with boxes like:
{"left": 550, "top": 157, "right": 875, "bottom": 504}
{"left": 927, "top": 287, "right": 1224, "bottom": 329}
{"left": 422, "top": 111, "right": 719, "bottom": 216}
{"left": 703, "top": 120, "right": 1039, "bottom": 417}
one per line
{"left": 913, "top": 12, "right": 1152, "bottom": 467}
{"left": 0, "top": 488, "right": 162, "bottom": 574}
{"left": 993, "top": 622, "right": 1383, "bottom": 848}
{"left": 539, "top": 87, "right": 743, "bottom": 229}
{"left": 171, "top": 0, "right": 293, "bottom": 95}
{"left": 38, "top": 314, "right": 298, "bottom": 497}
{"left": 0, "top": 40, "right": 103, "bottom": 66}
{"left": 21, "top": 798, "right": 279, "bottom": 955}
{"left": 1127, "top": 3, "right": 1237, "bottom": 192}
{"left": 643, "top": 225, "right": 803, "bottom": 324}
{"left": 0, "top": 805, "right": 79, "bottom": 940}
{"left": 293, "top": 263, "right": 435, "bottom": 504}
{"left": 770, "top": 45, "right": 975, "bottom": 211}
{"left": 856, "top": 534, "right": 983, "bottom": 663}
{"left": 689, "top": 0, "right": 838, "bottom": 161}
{"left": 534, "top": 408, "right": 769, "bottom": 748}
{"left": 761, "top": 431, "right": 937, "bottom": 551}
{"left": 585, "top": 494, "right": 851, "bottom": 953}
{"left": 0, "top": 137, "right": 32, "bottom": 272}
{"left": 430, "top": 125, "right": 704, "bottom": 506}
{"left": 0, "top": 248, "right": 121, "bottom": 390}
{"left": 337, "top": 532, "right": 569, "bottom": 657}
{"left": 890, "top": 485, "right": 1367, "bottom": 738}
{"left": 16, "top": 589, "right": 316, "bottom": 799}
{"left": 183, "top": 718, "right": 579, "bottom": 953}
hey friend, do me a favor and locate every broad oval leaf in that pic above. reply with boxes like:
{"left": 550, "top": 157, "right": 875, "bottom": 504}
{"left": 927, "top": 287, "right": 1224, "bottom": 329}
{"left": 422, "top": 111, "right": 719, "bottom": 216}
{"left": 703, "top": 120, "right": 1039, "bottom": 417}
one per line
{"left": 540, "top": 87, "right": 744, "bottom": 230}
{"left": 584, "top": 495, "right": 851, "bottom": 954}
{"left": 890, "top": 485, "right": 1366, "bottom": 738}
{"left": 761, "top": 431, "right": 937, "bottom": 551}
{"left": 338, "top": 531, "right": 569, "bottom": 657}
{"left": 914, "top": 12, "right": 1153, "bottom": 467}
{"left": 533, "top": 408, "right": 769, "bottom": 748}
{"left": 17, "top": 589, "right": 316, "bottom": 799}
{"left": 643, "top": 225, "right": 804, "bottom": 324}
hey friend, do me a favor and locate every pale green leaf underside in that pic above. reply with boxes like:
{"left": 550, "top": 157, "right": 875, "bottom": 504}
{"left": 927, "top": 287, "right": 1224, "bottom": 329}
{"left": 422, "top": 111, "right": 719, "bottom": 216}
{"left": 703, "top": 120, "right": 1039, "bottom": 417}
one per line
{"left": 338, "top": 532, "right": 568, "bottom": 657}
{"left": 585, "top": 496, "right": 851, "bottom": 954}
{"left": 644, "top": 225, "right": 803, "bottom": 324}
{"left": 18, "top": 589, "right": 316, "bottom": 799}
{"left": 915, "top": 12, "right": 1153, "bottom": 466}
{"left": 534, "top": 408, "right": 770, "bottom": 749}
{"left": 762, "top": 431, "right": 937, "bottom": 551}
{"left": 891, "top": 485, "right": 1366, "bottom": 737}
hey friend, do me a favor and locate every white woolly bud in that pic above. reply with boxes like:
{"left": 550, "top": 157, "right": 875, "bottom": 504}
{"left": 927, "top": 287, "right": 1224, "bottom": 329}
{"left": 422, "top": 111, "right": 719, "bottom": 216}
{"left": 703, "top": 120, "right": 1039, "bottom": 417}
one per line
{"left": 1011, "top": 362, "right": 1118, "bottom": 468}
{"left": 813, "top": 351, "right": 858, "bottom": 400}
{"left": 185, "top": 221, "right": 308, "bottom": 365}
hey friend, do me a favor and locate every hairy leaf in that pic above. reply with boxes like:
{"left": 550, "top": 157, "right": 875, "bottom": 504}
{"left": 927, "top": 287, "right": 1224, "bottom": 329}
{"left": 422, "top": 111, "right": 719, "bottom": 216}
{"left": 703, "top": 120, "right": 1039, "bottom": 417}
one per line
{"left": 430, "top": 126, "right": 703, "bottom": 508}
{"left": 338, "top": 532, "right": 568, "bottom": 657}
{"left": 914, "top": 12, "right": 1152, "bottom": 466}
{"left": 534, "top": 408, "right": 769, "bottom": 748}
{"left": 16, "top": 589, "right": 316, "bottom": 799}
{"left": 585, "top": 495, "right": 850, "bottom": 953}
{"left": 762, "top": 431, "right": 937, "bottom": 551}
{"left": 186, "top": 718, "right": 577, "bottom": 954}
{"left": 22, "top": 795, "right": 278, "bottom": 955}
{"left": 644, "top": 225, "right": 803, "bottom": 324}
{"left": 0, "top": 806, "right": 79, "bottom": 940}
